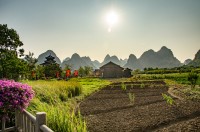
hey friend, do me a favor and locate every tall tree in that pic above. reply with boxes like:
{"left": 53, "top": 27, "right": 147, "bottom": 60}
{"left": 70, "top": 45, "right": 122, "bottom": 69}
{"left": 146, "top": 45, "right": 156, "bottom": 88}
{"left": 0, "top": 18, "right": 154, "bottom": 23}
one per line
{"left": 24, "top": 52, "right": 37, "bottom": 72}
{"left": 0, "top": 24, "right": 27, "bottom": 80}
{"left": 44, "top": 64, "right": 62, "bottom": 78}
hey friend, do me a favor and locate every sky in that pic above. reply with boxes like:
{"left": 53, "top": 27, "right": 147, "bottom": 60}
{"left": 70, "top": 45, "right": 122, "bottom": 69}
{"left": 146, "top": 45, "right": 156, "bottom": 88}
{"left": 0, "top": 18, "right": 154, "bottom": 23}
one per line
{"left": 0, "top": 0, "right": 200, "bottom": 63}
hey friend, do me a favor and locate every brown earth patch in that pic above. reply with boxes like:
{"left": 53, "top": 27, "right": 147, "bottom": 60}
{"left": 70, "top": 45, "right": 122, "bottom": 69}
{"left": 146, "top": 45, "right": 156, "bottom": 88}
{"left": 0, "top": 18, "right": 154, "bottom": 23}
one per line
{"left": 80, "top": 80, "right": 200, "bottom": 132}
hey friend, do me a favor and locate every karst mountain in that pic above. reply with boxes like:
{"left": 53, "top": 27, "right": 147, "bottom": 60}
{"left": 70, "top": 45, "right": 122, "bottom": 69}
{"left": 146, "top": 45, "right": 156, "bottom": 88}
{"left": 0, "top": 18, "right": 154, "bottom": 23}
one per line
{"left": 37, "top": 47, "right": 199, "bottom": 70}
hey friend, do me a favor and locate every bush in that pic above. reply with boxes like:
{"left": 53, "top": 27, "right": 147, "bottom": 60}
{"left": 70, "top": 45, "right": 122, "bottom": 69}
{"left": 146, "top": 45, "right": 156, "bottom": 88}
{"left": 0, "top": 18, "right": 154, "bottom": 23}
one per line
{"left": 121, "top": 83, "right": 126, "bottom": 91}
{"left": 188, "top": 71, "right": 199, "bottom": 89}
{"left": 162, "top": 93, "right": 174, "bottom": 105}
{"left": 0, "top": 80, "right": 34, "bottom": 119}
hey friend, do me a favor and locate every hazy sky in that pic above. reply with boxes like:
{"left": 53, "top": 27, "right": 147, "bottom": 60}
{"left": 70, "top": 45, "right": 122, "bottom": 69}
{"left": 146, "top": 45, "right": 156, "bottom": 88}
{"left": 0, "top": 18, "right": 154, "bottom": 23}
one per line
{"left": 0, "top": 0, "right": 200, "bottom": 63}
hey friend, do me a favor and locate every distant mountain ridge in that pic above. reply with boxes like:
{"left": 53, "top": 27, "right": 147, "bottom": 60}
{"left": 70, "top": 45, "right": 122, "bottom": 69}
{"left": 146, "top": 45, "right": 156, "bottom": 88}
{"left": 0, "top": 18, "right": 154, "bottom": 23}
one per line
{"left": 188, "top": 50, "right": 200, "bottom": 67}
{"left": 124, "top": 46, "right": 182, "bottom": 70}
{"left": 101, "top": 54, "right": 127, "bottom": 67}
{"left": 61, "top": 53, "right": 99, "bottom": 70}
{"left": 37, "top": 47, "right": 199, "bottom": 70}
{"left": 184, "top": 59, "right": 192, "bottom": 65}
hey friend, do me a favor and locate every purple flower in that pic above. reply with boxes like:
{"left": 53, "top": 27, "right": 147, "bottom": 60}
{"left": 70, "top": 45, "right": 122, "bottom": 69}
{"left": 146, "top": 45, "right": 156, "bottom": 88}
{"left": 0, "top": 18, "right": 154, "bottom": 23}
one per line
{"left": 0, "top": 102, "right": 3, "bottom": 107}
{"left": 0, "top": 80, "right": 34, "bottom": 119}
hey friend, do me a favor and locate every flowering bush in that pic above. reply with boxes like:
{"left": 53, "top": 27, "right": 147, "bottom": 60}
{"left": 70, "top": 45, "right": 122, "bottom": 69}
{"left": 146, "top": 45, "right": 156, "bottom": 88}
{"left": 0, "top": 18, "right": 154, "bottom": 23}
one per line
{"left": 0, "top": 80, "right": 34, "bottom": 119}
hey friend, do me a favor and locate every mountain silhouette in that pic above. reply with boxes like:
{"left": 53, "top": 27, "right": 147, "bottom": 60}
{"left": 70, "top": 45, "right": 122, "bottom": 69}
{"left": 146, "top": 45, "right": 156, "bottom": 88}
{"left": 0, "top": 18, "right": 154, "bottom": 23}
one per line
{"left": 61, "top": 53, "right": 97, "bottom": 70}
{"left": 124, "top": 46, "right": 182, "bottom": 70}
{"left": 124, "top": 54, "right": 141, "bottom": 69}
{"left": 184, "top": 59, "right": 192, "bottom": 65}
{"left": 188, "top": 49, "right": 200, "bottom": 67}
{"left": 101, "top": 54, "right": 126, "bottom": 67}
{"left": 37, "top": 46, "right": 192, "bottom": 70}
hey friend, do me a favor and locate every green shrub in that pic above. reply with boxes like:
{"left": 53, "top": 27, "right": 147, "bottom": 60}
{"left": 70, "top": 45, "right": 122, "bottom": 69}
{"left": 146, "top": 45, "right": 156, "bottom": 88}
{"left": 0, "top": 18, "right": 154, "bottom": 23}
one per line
{"left": 121, "top": 83, "right": 126, "bottom": 91}
{"left": 162, "top": 93, "right": 174, "bottom": 105}
{"left": 140, "top": 83, "right": 145, "bottom": 88}
{"left": 128, "top": 93, "right": 135, "bottom": 105}
{"left": 188, "top": 71, "right": 199, "bottom": 89}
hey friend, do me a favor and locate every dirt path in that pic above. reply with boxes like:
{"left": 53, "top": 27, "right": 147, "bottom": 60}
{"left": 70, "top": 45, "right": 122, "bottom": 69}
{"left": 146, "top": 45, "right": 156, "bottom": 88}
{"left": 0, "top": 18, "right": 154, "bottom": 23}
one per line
{"left": 80, "top": 81, "right": 200, "bottom": 132}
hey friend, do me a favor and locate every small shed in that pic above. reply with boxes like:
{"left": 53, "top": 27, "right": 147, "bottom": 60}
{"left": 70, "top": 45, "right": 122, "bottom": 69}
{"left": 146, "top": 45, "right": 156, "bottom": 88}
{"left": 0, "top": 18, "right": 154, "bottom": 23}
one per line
{"left": 100, "top": 61, "right": 123, "bottom": 78}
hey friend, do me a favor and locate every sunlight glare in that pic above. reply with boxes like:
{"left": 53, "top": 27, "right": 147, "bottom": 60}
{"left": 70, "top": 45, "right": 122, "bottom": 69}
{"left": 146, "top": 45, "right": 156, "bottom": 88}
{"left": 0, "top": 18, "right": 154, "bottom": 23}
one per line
{"left": 106, "top": 10, "right": 118, "bottom": 26}
{"left": 108, "top": 27, "right": 111, "bottom": 32}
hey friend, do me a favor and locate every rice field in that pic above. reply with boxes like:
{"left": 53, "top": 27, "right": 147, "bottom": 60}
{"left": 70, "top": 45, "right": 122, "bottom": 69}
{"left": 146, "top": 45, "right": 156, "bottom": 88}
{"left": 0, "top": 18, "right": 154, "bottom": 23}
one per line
{"left": 23, "top": 78, "right": 110, "bottom": 132}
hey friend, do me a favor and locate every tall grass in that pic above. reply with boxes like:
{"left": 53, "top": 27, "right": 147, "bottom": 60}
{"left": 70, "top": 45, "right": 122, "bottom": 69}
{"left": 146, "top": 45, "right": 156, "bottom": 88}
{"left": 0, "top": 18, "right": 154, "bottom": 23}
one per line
{"left": 24, "top": 78, "right": 110, "bottom": 132}
{"left": 121, "top": 82, "right": 126, "bottom": 91}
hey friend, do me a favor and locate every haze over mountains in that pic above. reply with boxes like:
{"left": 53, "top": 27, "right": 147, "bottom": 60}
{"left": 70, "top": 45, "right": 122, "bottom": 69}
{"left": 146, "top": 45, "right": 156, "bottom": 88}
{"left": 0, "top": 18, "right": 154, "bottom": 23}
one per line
{"left": 37, "top": 46, "right": 200, "bottom": 70}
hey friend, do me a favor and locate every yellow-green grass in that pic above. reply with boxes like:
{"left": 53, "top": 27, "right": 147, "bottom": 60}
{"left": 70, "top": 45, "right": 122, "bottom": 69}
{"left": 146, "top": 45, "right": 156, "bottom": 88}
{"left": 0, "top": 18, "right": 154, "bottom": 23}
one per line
{"left": 130, "top": 73, "right": 200, "bottom": 101}
{"left": 138, "top": 73, "right": 200, "bottom": 85}
{"left": 23, "top": 78, "right": 110, "bottom": 132}
{"left": 165, "top": 79, "right": 200, "bottom": 101}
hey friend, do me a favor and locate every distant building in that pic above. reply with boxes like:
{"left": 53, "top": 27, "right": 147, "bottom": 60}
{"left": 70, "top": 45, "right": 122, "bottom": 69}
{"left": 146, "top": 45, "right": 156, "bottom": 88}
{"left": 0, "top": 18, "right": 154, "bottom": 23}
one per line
{"left": 41, "top": 54, "right": 57, "bottom": 66}
{"left": 100, "top": 61, "right": 124, "bottom": 78}
{"left": 40, "top": 54, "right": 61, "bottom": 78}
{"left": 99, "top": 61, "right": 132, "bottom": 78}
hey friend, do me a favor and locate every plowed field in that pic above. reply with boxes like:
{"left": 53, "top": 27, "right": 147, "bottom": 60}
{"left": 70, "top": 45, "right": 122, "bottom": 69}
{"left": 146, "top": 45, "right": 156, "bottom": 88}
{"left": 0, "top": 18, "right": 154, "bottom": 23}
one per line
{"left": 80, "top": 81, "right": 200, "bottom": 132}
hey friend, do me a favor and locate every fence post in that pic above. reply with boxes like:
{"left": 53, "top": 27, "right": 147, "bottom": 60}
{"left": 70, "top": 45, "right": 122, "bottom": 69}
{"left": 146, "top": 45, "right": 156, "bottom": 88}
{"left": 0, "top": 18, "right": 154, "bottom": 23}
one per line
{"left": 15, "top": 110, "right": 18, "bottom": 131}
{"left": 35, "top": 112, "right": 46, "bottom": 132}
{"left": 15, "top": 110, "right": 23, "bottom": 132}
{"left": 1, "top": 118, "right": 5, "bottom": 131}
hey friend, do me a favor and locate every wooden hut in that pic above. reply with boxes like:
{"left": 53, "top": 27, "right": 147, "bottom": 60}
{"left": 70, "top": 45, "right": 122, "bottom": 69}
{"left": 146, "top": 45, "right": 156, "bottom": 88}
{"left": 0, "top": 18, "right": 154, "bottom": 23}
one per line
{"left": 100, "top": 61, "right": 123, "bottom": 78}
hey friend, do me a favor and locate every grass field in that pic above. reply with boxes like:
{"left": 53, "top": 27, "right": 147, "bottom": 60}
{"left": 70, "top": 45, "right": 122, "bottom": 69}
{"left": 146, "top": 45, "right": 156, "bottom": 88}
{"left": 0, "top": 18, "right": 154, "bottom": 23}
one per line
{"left": 23, "top": 78, "right": 110, "bottom": 132}
{"left": 132, "top": 73, "right": 200, "bottom": 101}
{"left": 21, "top": 73, "right": 199, "bottom": 131}
{"left": 137, "top": 73, "right": 200, "bottom": 85}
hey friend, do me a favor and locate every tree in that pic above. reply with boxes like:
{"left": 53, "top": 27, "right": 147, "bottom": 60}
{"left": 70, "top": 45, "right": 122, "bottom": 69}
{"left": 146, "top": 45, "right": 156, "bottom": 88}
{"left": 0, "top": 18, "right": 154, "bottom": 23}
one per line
{"left": 35, "top": 65, "right": 45, "bottom": 79}
{"left": 0, "top": 24, "right": 27, "bottom": 80}
{"left": 25, "top": 52, "right": 37, "bottom": 70}
{"left": 44, "top": 64, "right": 62, "bottom": 78}
{"left": 24, "top": 52, "right": 37, "bottom": 78}
{"left": 0, "top": 24, "right": 24, "bottom": 56}
{"left": 63, "top": 64, "right": 72, "bottom": 71}
{"left": 78, "top": 66, "right": 85, "bottom": 77}
{"left": 133, "top": 69, "right": 140, "bottom": 75}
{"left": 188, "top": 71, "right": 199, "bottom": 89}
{"left": 84, "top": 66, "right": 93, "bottom": 76}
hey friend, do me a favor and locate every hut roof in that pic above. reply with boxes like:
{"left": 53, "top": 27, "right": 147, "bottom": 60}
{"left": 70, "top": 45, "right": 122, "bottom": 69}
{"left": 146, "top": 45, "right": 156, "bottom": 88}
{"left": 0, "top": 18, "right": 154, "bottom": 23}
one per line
{"left": 100, "top": 61, "right": 123, "bottom": 69}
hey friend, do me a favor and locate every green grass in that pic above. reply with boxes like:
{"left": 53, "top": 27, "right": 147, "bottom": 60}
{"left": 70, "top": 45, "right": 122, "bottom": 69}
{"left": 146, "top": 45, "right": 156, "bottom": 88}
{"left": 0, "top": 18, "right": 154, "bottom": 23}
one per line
{"left": 128, "top": 92, "right": 135, "bottom": 105}
{"left": 76, "top": 78, "right": 111, "bottom": 98}
{"left": 162, "top": 93, "right": 174, "bottom": 105}
{"left": 23, "top": 78, "right": 110, "bottom": 132}
{"left": 131, "top": 73, "right": 200, "bottom": 101}
{"left": 138, "top": 73, "right": 200, "bottom": 85}
{"left": 121, "top": 82, "right": 127, "bottom": 91}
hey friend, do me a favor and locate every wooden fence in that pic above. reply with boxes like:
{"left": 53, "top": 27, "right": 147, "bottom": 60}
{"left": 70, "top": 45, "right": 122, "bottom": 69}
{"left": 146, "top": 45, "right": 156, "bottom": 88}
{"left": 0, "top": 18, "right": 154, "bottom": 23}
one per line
{"left": 0, "top": 110, "right": 53, "bottom": 132}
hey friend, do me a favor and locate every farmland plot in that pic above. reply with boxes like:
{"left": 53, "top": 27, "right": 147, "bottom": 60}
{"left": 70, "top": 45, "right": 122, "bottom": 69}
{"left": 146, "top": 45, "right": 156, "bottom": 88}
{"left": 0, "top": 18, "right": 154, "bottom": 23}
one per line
{"left": 80, "top": 81, "right": 200, "bottom": 132}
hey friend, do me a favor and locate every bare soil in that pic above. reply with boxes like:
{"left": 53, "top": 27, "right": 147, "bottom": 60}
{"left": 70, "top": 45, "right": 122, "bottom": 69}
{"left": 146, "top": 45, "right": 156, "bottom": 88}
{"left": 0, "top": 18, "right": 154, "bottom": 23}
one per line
{"left": 80, "top": 80, "right": 200, "bottom": 132}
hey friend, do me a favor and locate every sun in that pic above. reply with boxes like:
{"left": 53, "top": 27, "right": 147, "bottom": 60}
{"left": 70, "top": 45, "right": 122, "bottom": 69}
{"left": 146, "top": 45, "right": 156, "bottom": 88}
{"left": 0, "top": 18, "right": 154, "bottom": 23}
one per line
{"left": 106, "top": 11, "right": 118, "bottom": 26}
{"left": 105, "top": 10, "right": 118, "bottom": 32}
